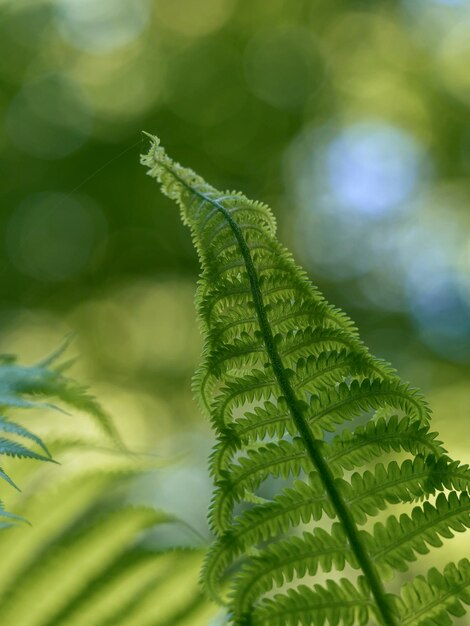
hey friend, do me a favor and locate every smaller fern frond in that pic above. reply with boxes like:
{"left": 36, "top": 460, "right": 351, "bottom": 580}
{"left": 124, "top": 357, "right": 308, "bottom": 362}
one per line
{"left": 0, "top": 417, "right": 51, "bottom": 458}
{"left": 0, "top": 349, "right": 120, "bottom": 445}
{"left": 325, "top": 416, "right": 446, "bottom": 473}
{"left": 246, "top": 577, "right": 377, "bottom": 626}
{"left": 0, "top": 437, "right": 53, "bottom": 462}
{"left": 0, "top": 342, "right": 121, "bottom": 523}
{"left": 367, "top": 492, "right": 470, "bottom": 578}
{"left": 232, "top": 524, "right": 355, "bottom": 617}
{"left": 0, "top": 502, "right": 28, "bottom": 528}
{"left": 0, "top": 416, "right": 54, "bottom": 489}
{"left": 397, "top": 559, "right": 470, "bottom": 626}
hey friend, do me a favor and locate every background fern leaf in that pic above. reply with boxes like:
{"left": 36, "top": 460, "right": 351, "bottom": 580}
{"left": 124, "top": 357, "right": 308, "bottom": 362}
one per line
{"left": 0, "top": 440, "right": 218, "bottom": 626}
{"left": 0, "top": 345, "right": 123, "bottom": 522}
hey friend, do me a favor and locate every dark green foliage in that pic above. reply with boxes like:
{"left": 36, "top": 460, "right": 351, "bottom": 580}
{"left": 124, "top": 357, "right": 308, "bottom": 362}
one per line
{"left": 142, "top": 136, "right": 470, "bottom": 626}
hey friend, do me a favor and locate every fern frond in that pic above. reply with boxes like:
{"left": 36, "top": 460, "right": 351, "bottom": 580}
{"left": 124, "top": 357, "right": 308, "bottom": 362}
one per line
{"left": 397, "top": 559, "right": 470, "bottom": 626}
{"left": 204, "top": 455, "right": 470, "bottom": 603}
{"left": 0, "top": 416, "right": 51, "bottom": 457}
{"left": 368, "top": 492, "right": 470, "bottom": 578}
{"left": 142, "top": 135, "right": 469, "bottom": 626}
{"left": 210, "top": 437, "right": 310, "bottom": 532}
{"left": 250, "top": 577, "right": 377, "bottom": 626}
{"left": 326, "top": 415, "right": 445, "bottom": 473}
{"left": 0, "top": 354, "right": 120, "bottom": 443}
{"left": 0, "top": 345, "right": 121, "bottom": 522}
{"left": 232, "top": 523, "right": 356, "bottom": 616}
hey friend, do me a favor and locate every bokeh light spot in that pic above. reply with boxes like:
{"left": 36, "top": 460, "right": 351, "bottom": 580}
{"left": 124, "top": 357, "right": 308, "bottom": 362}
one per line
{"left": 6, "top": 74, "right": 92, "bottom": 159}
{"left": 432, "top": 0, "right": 468, "bottom": 5}
{"left": 155, "top": 0, "right": 235, "bottom": 37}
{"left": 67, "top": 280, "right": 199, "bottom": 375}
{"left": 6, "top": 193, "right": 107, "bottom": 282}
{"left": 326, "top": 122, "right": 424, "bottom": 216}
{"left": 437, "top": 22, "right": 470, "bottom": 106}
{"left": 55, "top": 0, "right": 152, "bottom": 53}
{"left": 286, "top": 121, "right": 428, "bottom": 281}
{"left": 408, "top": 269, "right": 470, "bottom": 361}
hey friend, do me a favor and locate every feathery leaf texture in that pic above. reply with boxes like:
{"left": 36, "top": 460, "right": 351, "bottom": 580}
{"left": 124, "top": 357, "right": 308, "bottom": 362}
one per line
{"left": 142, "top": 135, "right": 470, "bottom": 626}
{"left": 0, "top": 342, "right": 121, "bottom": 523}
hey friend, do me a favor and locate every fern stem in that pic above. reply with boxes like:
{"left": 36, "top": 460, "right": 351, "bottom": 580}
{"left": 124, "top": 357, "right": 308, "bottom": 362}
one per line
{"left": 165, "top": 169, "right": 399, "bottom": 626}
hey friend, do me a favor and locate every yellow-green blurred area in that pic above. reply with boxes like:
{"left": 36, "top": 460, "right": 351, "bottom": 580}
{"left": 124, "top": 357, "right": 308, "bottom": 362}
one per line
{"left": 1, "top": 0, "right": 470, "bottom": 616}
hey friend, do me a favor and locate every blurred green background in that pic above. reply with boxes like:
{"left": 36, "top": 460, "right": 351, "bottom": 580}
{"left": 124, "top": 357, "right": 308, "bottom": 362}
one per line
{"left": 1, "top": 0, "right": 470, "bottom": 575}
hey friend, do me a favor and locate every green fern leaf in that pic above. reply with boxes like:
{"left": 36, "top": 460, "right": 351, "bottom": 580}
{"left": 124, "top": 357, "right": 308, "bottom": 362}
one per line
{"left": 251, "top": 577, "right": 376, "bottom": 626}
{"left": 142, "top": 135, "right": 470, "bottom": 626}
{"left": 397, "top": 559, "right": 470, "bottom": 626}
{"left": 0, "top": 345, "right": 122, "bottom": 523}
{"left": 0, "top": 353, "right": 120, "bottom": 444}
{"left": 0, "top": 417, "right": 51, "bottom": 457}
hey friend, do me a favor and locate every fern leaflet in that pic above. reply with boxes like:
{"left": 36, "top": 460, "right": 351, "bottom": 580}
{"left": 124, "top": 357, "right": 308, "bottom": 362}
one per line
{"left": 0, "top": 341, "right": 120, "bottom": 523}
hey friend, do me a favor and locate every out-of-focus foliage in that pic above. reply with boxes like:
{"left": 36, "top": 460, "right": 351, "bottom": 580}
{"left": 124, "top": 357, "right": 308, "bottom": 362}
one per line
{"left": 0, "top": 437, "right": 218, "bottom": 626}
{"left": 0, "top": 0, "right": 469, "bottom": 621}
{"left": 0, "top": 341, "right": 119, "bottom": 522}
{"left": 0, "top": 344, "right": 219, "bottom": 625}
